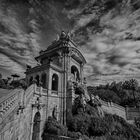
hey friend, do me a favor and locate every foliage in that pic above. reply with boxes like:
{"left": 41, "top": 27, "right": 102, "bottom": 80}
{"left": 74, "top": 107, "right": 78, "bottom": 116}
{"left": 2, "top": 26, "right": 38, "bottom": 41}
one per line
{"left": 75, "top": 85, "right": 85, "bottom": 95}
{"left": 68, "top": 93, "right": 140, "bottom": 139}
{"left": 0, "top": 73, "right": 27, "bottom": 89}
{"left": 10, "top": 80, "right": 27, "bottom": 89}
{"left": 42, "top": 81, "right": 140, "bottom": 140}
{"left": 0, "top": 79, "right": 6, "bottom": 88}
{"left": 134, "top": 117, "right": 140, "bottom": 129}
{"left": 89, "top": 117, "right": 109, "bottom": 136}
{"left": 88, "top": 78, "right": 140, "bottom": 107}
{"left": 94, "top": 89, "right": 121, "bottom": 104}
{"left": 42, "top": 116, "right": 67, "bottom": 137}
{"left": 67, "top": 131, "right": 81, "bottom": 139}
{"left": 72, "top": 96, "right": 85, "bottom": 115}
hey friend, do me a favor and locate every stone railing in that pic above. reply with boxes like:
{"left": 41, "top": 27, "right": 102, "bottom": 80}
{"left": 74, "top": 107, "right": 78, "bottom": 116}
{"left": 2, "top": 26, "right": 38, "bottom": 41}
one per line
{"left": 126, "top": 107, "right": 140, "bottom": 120}
{"left": 34, "top": 86, "right": 47, "bottom": 95}
{"left": 0, "top": 89, "right": 21, "bottom": 123}
{"left": 25, "top": 84, "right": 35, "bottom": 106}
{"left": 42, "top": 134, "right": 77, "bottom": 140}
{"left": 91, "top": 95, "right": 140, "bottom": 122}
{"left": 98, "top": 98, "right": 126, "bottom": 119}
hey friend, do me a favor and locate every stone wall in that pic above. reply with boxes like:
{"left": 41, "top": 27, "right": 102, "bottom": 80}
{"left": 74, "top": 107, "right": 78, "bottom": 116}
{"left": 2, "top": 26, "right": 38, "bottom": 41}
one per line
{"left": 0, "top": 88, "right": 23, "bottom": 140}
{"left": 100, "top": 98, "right": 140, "bottom": 121}
{"left": 0, "top": 85, "right": 37, "bottom": 140}
{"left": 0, "top": 108, "right": 19, "bottom": 140}
{"left": 126, "top": 107, "right": 140, "bottom": 120}
{"left": 0, "top": 84, "right": 65, "bottom": 140}
{"left": 100, "top": 99, "right": 126, "bottom": 120}
{"left": 1, "top": 84, "right": 140, "bottom": 140}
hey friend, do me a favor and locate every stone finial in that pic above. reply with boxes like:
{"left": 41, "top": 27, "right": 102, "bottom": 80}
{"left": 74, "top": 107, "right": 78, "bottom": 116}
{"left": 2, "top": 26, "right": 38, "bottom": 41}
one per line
{"left": 60, "top": 31, "right": 66, "bottom": 39}
{"left": 59, "top": 31, "right": 70, "bottom": 41}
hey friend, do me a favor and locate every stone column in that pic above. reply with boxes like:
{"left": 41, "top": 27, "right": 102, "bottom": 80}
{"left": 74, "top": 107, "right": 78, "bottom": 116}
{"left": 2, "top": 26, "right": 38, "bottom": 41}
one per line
{"left": 63, "top": 53, "right": 67, "bottom": 125}
{"left": 80, "top": 64, "right": 84, "bottom": 84}
{"left": 66, "top": 81, "right": 74, "bottom": 121}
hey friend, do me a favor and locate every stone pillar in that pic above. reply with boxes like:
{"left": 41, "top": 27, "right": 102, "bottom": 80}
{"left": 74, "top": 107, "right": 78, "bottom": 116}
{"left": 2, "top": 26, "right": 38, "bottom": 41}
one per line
{"left": 62, "top": 53, "right": 67, "bottom": 125}
{"left": 66, "top": 81, "right": 75, "bottom": 122}
{"left": 80, "top": 64, "right": 83, "bottom": 84}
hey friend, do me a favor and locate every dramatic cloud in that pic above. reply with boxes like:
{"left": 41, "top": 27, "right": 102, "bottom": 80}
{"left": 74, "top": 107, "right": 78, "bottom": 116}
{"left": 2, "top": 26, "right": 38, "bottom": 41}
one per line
{"left": 0, "top": 0, "right": 70, "bottom": 77}
{"left": 0, "top": 0, "right": 140, "bottom": 85}
{"left": 64, "top": 0, "right": 140, "bottom": 84}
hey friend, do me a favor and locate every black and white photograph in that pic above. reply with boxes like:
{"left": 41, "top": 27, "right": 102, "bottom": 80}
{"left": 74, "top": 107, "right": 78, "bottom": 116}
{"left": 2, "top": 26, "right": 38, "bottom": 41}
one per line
{"left": 0, "top": 0, "right": 140, "bottom": 140}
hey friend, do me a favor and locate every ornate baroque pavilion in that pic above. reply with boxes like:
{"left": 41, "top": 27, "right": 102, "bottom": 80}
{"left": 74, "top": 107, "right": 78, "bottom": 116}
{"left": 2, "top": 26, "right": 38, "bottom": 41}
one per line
{"left": 25, "top": 31, "right": 86, "bottom": 139}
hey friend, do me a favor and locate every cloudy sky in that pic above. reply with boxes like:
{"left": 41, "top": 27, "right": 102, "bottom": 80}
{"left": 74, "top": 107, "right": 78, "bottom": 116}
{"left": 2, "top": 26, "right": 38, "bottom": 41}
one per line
{"left": 0, "top": 0, "right": 140, "bottom": 84}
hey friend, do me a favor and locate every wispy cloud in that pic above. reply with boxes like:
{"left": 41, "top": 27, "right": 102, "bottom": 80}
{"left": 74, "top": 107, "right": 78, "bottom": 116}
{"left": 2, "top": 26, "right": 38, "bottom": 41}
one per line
{"left": 0, "top": 0, "right": 69, "bottom": 77}
{"left": 1, "top": 0, "right": 140, "bottom": 85}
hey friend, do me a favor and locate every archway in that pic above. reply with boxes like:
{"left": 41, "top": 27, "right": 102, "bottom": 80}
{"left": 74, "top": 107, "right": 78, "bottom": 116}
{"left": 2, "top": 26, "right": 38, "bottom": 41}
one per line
{"left": 71, "top": 65, "right": 80, "bottom": 81}
{"left": 41, "top": 73, "right": 46, "bottom": 88}
{"left": 29, "top": 76, "right": 33, "bottom": 85}
{"left": 51, "top": 74, "right": 59, "bottom": 91}
{"left": 35, "top": 75, "right": 40, "bottom": 86}
{"left": 32, "top": 112, "right": 41, "bottom": 140}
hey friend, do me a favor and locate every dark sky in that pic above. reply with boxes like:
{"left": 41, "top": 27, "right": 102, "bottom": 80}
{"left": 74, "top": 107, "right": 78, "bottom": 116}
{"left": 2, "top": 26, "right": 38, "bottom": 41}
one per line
{"left": 0, "top": 0, "right": 140, "bottom": 84}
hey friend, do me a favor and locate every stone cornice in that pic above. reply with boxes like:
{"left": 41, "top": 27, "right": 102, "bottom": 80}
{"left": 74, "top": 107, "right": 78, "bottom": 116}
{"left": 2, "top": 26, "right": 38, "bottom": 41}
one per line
{"left": 35, "top": 46, "right": 86, "bottom": 65}
{"left": 26, "top": 64, "right": 49, "bottom": 74}
{"left": 50, "top": 63, "right": 63, "bottom": 73}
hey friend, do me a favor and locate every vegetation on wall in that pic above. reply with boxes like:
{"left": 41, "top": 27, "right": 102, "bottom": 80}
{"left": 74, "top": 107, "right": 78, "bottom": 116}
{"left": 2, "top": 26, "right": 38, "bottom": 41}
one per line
{"left": 88, "top": 79, "right": 140, "bottom": 107}
{"left": 42, "top": 87, "right": 140, "bottom": 140}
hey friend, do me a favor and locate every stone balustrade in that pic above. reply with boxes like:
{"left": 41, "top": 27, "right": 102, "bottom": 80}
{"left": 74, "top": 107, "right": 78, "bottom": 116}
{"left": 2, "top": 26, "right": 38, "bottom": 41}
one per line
{"left": 126, "top": 107, "right": 140, "bottom": 120}
{"left": 0, "top": 89, "right": 21, "bottom": 123}
{"left": 98, "top": 98, "right": 126, "bottom": 119}
{"left": 25, "top": 84, "right": 35, "bottom": 106}
{"left": 43, "top": 134, "right": 77, "bottom": 140}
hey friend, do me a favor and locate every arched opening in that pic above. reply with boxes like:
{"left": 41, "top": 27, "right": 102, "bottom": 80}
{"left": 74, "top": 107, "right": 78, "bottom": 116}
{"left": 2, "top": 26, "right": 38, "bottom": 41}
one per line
{"left": 71, "top": 65, "right": 80, "bottom": 81}
{"left": 29, "top": 76, "right": 33, "bottom": 85}
{"left": 41, "top": 73, "right": 46, "bottom": 88}
{"left": 35, "top": 75, "right": 40, "bottom": 86}
{"left": 51, "top": 74, "right": 59, "bottom": 91}
{"left": 32, "top": 112, "right": 41, "bottom": 140}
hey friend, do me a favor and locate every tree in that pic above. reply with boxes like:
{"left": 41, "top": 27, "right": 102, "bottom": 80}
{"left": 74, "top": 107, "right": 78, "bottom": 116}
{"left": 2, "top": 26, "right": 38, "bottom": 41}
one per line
{"left": 93, "top": 89, "right": 121, "bottom": 104}
{"left": 0, "top": 73, "right": 6, "bottom": 88}
{"left": 75, "top": 85, "right": 85, "bottom": 95}
{"left": 122, "top": 79, "right": 138, "bottom": 106}
{"left": 42, "top": 116, "right": 67, "bottom": 138}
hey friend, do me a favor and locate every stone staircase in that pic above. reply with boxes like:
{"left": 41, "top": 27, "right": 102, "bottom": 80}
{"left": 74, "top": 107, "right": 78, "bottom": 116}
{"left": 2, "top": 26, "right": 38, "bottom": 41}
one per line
{"left": 0, "top": 88, "right": 22, "bottom": 123}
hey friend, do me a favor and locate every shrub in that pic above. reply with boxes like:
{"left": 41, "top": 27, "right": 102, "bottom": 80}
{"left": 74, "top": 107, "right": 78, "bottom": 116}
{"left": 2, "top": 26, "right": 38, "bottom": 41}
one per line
{"left": 89, "top": 117, "right": 109, "bottom": 136}
{"left": 67, "top": 131, "right": 81, "bottom": 139}
{"left": 75, "top": 85, "right": 85, "bottom": 95}
{"left": 42, "top": 116, "right": 67, "bottom": 137}
{"left": 67, "top": 113, "right": 91, "bottom": 136}
{"left": 135, "top": 117, "right": 140, "bottom": 129}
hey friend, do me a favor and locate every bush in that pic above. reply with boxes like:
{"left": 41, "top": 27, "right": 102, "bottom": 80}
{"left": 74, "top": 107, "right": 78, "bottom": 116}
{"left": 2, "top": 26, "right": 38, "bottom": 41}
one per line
{"left": 94, "top": 89, "right": 121, "bottom": 104}
{"left": 72, "top": 96, "right": 84, "bottom": 115}
{"left": 42, "top": 116, "right": 67, "bottom": 137}
{"left": 67, "top": 131, "right": 81, "bottom": 139}
{"left": 135, "top": 117, "right": 140, "bottom": 129}
{"left": 89, "top": 117, "right": 109, "bottom": 136}
{"left": 67, "top": 113, "right": 91, "bottom": 136}
{"left": 75, "top": 85, "right": 85, "bottom": 95}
